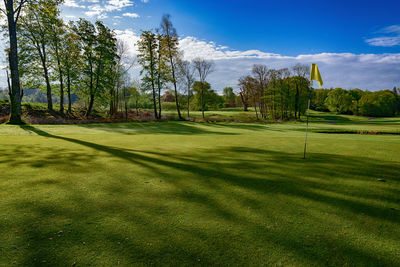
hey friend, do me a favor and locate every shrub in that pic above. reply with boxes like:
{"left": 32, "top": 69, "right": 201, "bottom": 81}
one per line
{"left": 161, "top": 102, "right": 178, "bottom": 111}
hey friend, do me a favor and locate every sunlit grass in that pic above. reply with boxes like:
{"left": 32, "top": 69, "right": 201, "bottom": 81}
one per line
{"left": 0, "top": 113, "right": 399, "bottom": 266}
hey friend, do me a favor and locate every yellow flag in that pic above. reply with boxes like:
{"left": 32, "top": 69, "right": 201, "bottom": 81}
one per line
{"left": 310, "top": 63, "right": 323, "bottom": 87}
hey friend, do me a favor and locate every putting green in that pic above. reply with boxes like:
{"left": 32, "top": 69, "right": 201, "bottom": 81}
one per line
{"left": 1, "top": 119, "right": 399, "bottom": 266}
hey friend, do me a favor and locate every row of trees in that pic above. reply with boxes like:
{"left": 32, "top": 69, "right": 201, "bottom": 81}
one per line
{"left": 17, "top": 0, "right": 124, "bottom": 117}
{"left": 2, "top": 1, "right": 399, "bottom": 123}
{"left": 2, "top": 0, "right": 218, "bottom": 122}
{"left": 238, "top": 64, "right": 311, "bottom": 120}
{"left": 136, "top": 16, "right": 216, "bottom": 120}
{"left": 313, "top": 87, "right": 400, "bottom": 117}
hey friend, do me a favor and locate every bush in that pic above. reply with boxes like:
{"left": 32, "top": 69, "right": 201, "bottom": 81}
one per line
{"left": 161, "top": 102, "right": 178, "bottom": 111}
{"left": 359, "top": 90, "right": 397, "bottom": 117}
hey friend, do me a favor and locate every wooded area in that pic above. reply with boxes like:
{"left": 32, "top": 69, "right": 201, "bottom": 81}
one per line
{"left": 1, "top": 0, "right": 399, "bottom": 124}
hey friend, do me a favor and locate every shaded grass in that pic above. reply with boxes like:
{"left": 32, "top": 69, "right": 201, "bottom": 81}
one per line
{"left": 0, "top": 117, "right": 399, "bottom": 266}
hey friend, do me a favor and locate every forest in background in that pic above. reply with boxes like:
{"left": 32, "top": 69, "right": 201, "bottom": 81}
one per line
{"left": 1, "top": 0, "right": 399, "bottom": 124}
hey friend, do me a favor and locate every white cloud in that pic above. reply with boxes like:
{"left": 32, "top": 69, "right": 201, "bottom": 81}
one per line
{"left": 366, "top": 25, "right": 400, "bottom": 47}
{"left": 123, "top": 12, "right": 140, "bottom": 18}
{"left": 79, "top": 0, "right": 134, "bottom": 19}
{"left": 13, "top": 5, "right": 400, "bottom": 92}
{"left": 114, "top": 31, "right": 400, "bottom": 92}
{"left": 104, "top": 0, "right": 133, "bottom": 11}
{"left": 64, "top": 0, "right": 86, "bottom": 8}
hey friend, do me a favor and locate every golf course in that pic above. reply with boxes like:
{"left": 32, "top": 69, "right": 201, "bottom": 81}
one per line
{"left": 1, "top": 111, "right": 399, "bottom": 266}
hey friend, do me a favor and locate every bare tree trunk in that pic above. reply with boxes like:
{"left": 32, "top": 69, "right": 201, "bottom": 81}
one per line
{"left": 86, "top": 62, "right": 95, "bottom": 117}
{"left": 170, "top": 58, "right": 182, "bottom": 119}
{"left": 67, "top": 69, "right": 72, "bottom": 113}
{"left": 54, "top": 44, "right": 64, "bottom": 113}
{"left": 187, "top": 85, "right": 190, "bottom": 118}
{"left": 87, "top": 94, "right": 95, "bottom": 117}
{"left": 201, "top": 83, "right": 205, "bottom": 119}
{"left": 240, "top": 92, "right": 248, "bottom": 111}
{"left": 295, "top": 83, "right": 299, "bottom": 119}
{"left": 125, "top": 100, "right": 128, "bottom": 120}
{"left": 157, "top": 75, "right": 162, "bottom": 119}
{"left": 148, "top": 39, "right": 158, "bottom": 120}
{"left": 36, "top": 43, "right": 53, "bottom": 111}
{"left": 5, "top": 1, "right": 22, "bottom": 124}
{"left": 58, "top": 67, "right": 64, "bottom": 113}
{"left": 43, "top": 63, "right": 53, "bottom": 111}
{"left": 254, "top": 100, "right": 259, "bottom": 119}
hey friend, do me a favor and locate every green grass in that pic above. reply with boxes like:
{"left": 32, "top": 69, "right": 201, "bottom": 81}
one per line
{"left": 0, "top": 113, "right": 399, "bottom": 266}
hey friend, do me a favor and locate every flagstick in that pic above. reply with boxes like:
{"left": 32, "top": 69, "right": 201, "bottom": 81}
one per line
{"left": 303, "top": 97, "right": 311, "bottom": 159}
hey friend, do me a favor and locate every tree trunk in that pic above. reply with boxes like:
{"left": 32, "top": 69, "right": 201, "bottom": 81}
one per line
{"left": 295, "top": 83, "right": 299, "bottom": 119}
{"left": 38, "top": 43, "right": 53, "bottom": 111}
{"left": 58, "top": 67, "right": 64, "bottom": 113}
{"left": 157, "top": 74, "right": 162, "bottom": 119}
{"left": 166, "top": 37, "right": 182, "bottom": 120}
{"left": 125, "top": 101, "right": 128, "bottom": 120}
{"left": 148, "top": 40, "right": 158, "bottom": 120}
{"left": 86, "top": 61, "right": 94, "bottom": 117}
{"left": 87, "top": 94, "right": 95, "bottom": 117}
{"left": 5, "top": 2, "right": 22, "bottom": 124}
{"left": 240, "top": 92, "right": 248, "bottom": 111}
{"left": 187, "top": 85, "right": 190, "bottom": 118}
{"left": 170, "top": 59, "right": 182, "bottom": 120}
{"left": 54, "top": 44, "right": 64, "bottom": 113}
{"left": 67, "top": 69, "right": 72, "bottom": 113}
{"left": 254, "top": 100, "right": 259, "bottom": 119}
{"left": 201, "top": 83, "right": 205, "bottom": 119}
{"left": 43, "top": 64, "right": 53, "bottom": 111}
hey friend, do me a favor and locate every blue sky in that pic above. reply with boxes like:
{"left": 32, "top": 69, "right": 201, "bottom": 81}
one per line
{"left": 49, "top": 0, "right": 400, "bottom": 90}
{"left": 125, "top": 0, "right": 400, "bottom": 55}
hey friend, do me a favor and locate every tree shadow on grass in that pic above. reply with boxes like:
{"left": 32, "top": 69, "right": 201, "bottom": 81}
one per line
{"left": 74, "top": 121, "right": 241, "bottom": 136}
{"left": 4, "top": 125, "right": 400, "bottom": 266}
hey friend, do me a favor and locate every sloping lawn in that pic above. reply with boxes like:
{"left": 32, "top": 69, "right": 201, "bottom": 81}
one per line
{"left": 0, "top": 119, "right": 399, "bottom": 266}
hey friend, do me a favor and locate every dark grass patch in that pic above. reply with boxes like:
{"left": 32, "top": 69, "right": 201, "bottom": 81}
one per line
{"left": 316, "top": 129, "right": 400, "bottom": 135}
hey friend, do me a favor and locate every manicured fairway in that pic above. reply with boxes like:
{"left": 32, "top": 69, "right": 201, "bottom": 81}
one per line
{"left": 1, "top": 118, "right": 399, "bottom": 266}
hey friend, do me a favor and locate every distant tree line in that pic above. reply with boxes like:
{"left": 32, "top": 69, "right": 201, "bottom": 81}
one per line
{"left": 2, "top": 0, "right": 223, "bottom": 122}
{"left": 313, "top": 87, "right": 400, "bottom": 117}
{"left": 1, "top": 1, "right": 399, "bottom": 123}
{"left": 237, "top": 63, "right": 311, "bottom": 120}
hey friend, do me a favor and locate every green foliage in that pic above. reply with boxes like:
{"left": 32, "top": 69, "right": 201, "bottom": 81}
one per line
{"left": 359, "top": 90, "right": 397, "bottom": 117}
{"left": 161, "top": 102, "right": 178, "bottom": 111}
{"left": 192, "top": 81, "right": 224, "bottom": 111}
{"left": 325, "top": 88, "right": 353, "bottom": 114}
{"left": 312, "top": 89, "right": 330, "bottom": 111}
{"left": 74, "top": 19, "right": 118, "bottom": 115}
{"left": 223, "top": 87, "right": 236, "bottom": 107}
{"left": 0, "top": 90, "right": 9, "bottom": 101}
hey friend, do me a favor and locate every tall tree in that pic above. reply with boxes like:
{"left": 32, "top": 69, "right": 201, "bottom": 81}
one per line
{"left": 155, "top": 33, "right": 169, "bottom": 119}
{"left": 47, "top": 5, "right": 65, "bottom": 113}
{"left": 292, "top": 63, "right": 310, "bottom": 119}
{"left": 110, "top": 40, "right": 135, "bottom": 116}
{"left": 137, "top": 30, "right": 159, "bottom": 119}
{"left": 19, "top": 0, "right": 63, "bottom": 112}
{"left": 74, "top": 19, "right": 96, "bottom": 116}
{"left": 159, "top": 14, "right": 182, "bottom": 119}
{"left": 2, "top": 0, "right": 28, "bottom": 123}
{"left": 223, "top": 87, "right": 236, "bottom": 107}
{"left": 238, "top": 76, "right": 254, "bottom": 112}
{"left": 177, "top": 59, "right": 195, "bottom": 117}
{"left": 325, "top": 88, "right": 353, "bottom": 114}
{"left": 193, "top": 58, "right": 214, "bottom": 119}
{"left": 252, "top": 64, "right": 269, "bottom": 118}
{"left": 74, "top": 19, "right": 118, "bottom": 117}
{"left": 61, "top": 25, "right": 81, "bottom": 113}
